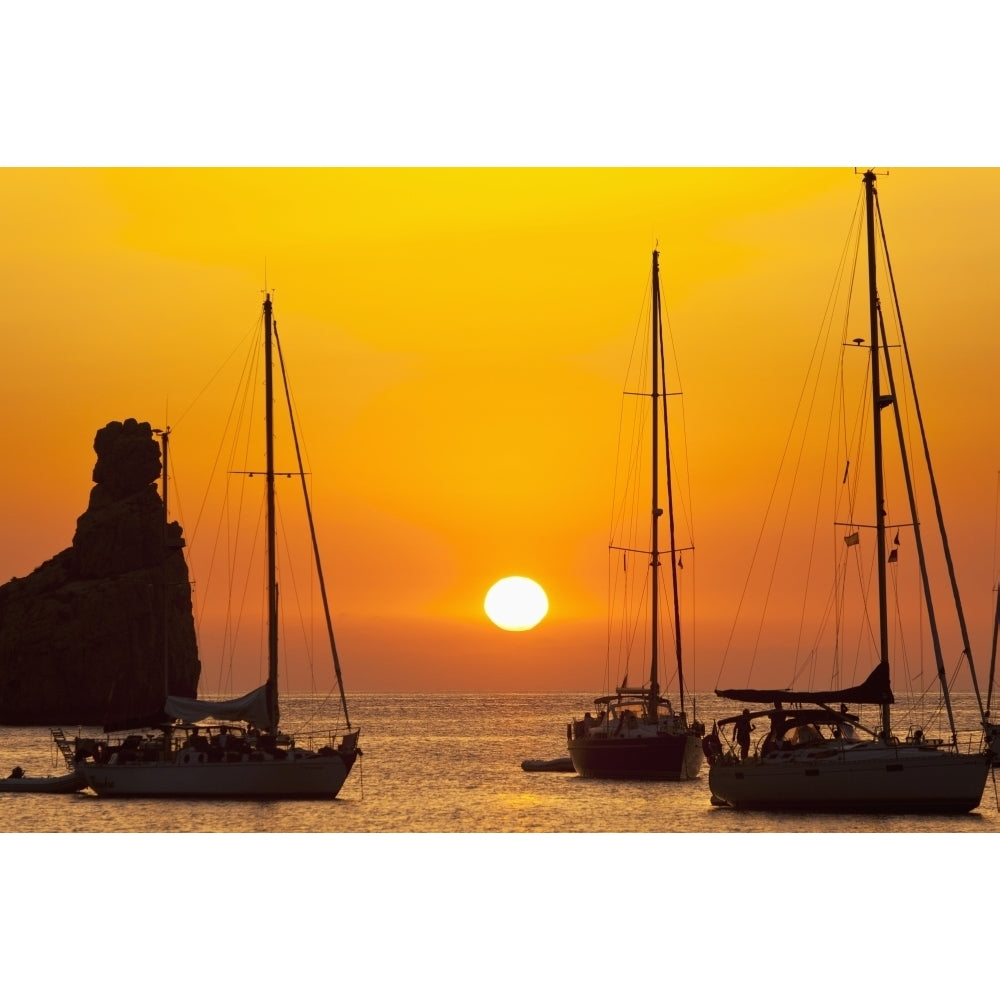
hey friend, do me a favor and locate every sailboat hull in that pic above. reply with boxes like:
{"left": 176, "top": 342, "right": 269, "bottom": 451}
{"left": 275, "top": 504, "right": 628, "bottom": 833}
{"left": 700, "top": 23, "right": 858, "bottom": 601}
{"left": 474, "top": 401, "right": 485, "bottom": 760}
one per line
{"left": 78, "top": 751, "right": 358, "bottom": 799}
{"left": 568, "top": 732, "right": 703, "bottom": 781}
{"left": 708, "top": 745, "right": 989, "bottom": 813}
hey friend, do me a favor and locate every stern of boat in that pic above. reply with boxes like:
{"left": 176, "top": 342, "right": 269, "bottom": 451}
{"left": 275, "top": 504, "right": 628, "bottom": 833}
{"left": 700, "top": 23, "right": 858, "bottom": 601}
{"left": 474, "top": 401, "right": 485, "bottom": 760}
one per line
{"left": 337, "top": 728, "right": 362, "bottom": 775}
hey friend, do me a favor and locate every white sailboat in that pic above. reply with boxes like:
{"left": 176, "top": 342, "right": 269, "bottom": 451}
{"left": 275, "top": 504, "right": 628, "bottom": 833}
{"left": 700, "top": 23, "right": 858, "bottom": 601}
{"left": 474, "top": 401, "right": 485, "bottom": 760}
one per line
{"left": 567, "top": 249, "right": 704, "bottom": 780}
{"left": 708, "top": 171, "right": 990, "bottom": 813}
{"left": 73, "top": 294, "right": 361, "bottom": 798}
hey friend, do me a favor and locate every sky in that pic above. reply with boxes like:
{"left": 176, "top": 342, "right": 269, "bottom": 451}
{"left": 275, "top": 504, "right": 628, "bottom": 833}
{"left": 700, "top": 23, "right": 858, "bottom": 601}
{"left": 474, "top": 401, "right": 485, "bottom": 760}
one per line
{"left": 4, "top": 166, "right": 1000, "bottom": 699}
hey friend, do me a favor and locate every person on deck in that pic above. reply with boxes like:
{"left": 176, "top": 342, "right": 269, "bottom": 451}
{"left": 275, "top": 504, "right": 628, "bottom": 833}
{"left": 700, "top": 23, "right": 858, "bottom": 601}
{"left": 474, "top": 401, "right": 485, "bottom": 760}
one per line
{"left": 734, "top": 709, "right": 753, "bottom": 761}
{"left": 767, "top": 707, "right": 786, "bottom": 750}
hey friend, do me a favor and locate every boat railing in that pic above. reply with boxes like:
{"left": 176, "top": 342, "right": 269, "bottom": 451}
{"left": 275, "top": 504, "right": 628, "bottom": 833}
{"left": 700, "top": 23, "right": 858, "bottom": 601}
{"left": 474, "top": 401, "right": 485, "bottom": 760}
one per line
{"left": 292, "top": 726, "right": 361, "bottom": 753}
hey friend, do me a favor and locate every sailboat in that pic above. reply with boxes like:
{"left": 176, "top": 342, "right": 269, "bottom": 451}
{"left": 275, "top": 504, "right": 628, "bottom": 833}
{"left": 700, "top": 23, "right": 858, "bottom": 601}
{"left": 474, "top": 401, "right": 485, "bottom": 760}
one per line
{"left": 567, "top": 249, "right": 704, "bottom": 780}
{"left": 708, "top": 171, "right": 989, "bottom": 813}
{"left": 72, "top": 294, "right": 361, "bottom": 798}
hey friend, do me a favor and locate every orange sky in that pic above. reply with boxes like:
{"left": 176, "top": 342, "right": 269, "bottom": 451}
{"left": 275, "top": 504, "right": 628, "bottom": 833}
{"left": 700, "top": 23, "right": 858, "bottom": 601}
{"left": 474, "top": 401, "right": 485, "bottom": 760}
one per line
{"left": 3, "top": 168, "right": 1000, "bottom": 695}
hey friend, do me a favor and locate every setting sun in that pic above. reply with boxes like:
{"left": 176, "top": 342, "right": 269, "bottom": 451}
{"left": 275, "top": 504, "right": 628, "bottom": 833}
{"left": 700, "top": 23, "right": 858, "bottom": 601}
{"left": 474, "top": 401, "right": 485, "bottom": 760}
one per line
{"left": 484, "top": 577, "right": 549, "bottom": 631}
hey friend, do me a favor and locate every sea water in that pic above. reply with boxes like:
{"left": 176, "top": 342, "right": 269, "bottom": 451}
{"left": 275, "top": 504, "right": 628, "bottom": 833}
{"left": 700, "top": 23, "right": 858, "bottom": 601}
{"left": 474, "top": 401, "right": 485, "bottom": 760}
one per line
{"left": 2, "top": 690, "right": 998, "bottom": 833}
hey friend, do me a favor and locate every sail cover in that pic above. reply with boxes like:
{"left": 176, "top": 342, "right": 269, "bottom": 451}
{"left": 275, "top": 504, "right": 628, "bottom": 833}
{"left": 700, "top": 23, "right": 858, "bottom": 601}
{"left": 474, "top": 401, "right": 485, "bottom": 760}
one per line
{"left": 165, "top": 685, "right": 271, "bottom": 728}
{"left": 715, "top": 661, "right": 893, "bottom": 706}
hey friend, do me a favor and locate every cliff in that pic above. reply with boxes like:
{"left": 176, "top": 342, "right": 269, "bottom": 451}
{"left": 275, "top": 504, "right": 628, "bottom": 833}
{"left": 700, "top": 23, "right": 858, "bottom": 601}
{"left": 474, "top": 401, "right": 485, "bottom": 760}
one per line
{"left": 0, "top": 418, "right": 201, "bottom": 725}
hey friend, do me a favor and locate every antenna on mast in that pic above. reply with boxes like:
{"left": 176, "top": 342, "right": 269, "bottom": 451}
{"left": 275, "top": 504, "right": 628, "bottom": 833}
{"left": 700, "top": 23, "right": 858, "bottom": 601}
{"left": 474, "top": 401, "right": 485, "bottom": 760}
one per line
{"left": 261, "top": 261, "right": 274, "bottom": 306}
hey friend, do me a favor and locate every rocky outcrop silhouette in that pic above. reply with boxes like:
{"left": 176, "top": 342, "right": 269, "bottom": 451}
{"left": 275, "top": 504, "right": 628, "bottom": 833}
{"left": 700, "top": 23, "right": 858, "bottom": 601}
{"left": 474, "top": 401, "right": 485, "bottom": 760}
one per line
{"left": 0, "top": 419, "right": 201, "bottom": 725}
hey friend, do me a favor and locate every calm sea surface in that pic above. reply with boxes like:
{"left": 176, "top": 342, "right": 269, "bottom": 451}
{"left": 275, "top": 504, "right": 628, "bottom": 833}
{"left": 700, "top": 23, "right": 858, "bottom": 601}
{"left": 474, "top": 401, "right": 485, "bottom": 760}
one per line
{"left": 2, "top": 690, "right": 998, "bottom": 833}
{"left": 7, "top": 691, "right": 993, "bottom": 994}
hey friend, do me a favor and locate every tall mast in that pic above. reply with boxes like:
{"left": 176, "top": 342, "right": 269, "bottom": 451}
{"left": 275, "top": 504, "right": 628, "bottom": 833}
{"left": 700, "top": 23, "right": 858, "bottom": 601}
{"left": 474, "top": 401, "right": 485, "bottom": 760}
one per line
{"left": 264, "top": 293, "right": 280, "bottom": 731}
{"left": 649, "top": 250, "right": 661, "bottom": 720}
{"left": 864, "top": 170, "right": 891, "bottom": 738}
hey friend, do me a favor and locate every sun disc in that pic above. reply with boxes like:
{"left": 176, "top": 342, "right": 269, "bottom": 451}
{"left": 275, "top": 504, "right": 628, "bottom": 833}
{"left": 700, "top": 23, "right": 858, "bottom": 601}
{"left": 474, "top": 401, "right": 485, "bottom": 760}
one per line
{"left": 484, "top": 576, "right": 548, "bottom": 631}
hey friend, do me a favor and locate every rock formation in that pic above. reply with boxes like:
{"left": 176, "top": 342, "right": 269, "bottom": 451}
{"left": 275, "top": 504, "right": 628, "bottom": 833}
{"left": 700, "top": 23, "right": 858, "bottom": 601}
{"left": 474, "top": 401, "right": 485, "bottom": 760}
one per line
{"left": 0, "top": 418, "right": 201, "bottom": 725}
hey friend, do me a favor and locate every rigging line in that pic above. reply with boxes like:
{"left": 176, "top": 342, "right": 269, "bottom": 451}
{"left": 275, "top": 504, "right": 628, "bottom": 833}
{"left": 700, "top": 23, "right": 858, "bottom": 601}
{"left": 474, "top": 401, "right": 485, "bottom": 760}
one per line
{"left": 887, "top": 551, "right": 915, "bottom": 703}
{"left": 619, "top": 302, "right": 653, "bottom": 553}
{"left": 988, "top": 475, "right": 1000, "bottom": 719}
{"left": 837, "top": 202, "right": 866, "bottom": 525}
{"left": 266, "top": 335, "right": 319, "bottom": 697}
{"left": 989, "top": 472, "right": 1000, "bottom": 720}
{"left": 656, "top": 556, "right": 691, "bottom": 695}
{"left": 657, "top": 273, "right": 685, "bottom": 710}
{"left": 233, "top": 489, "right": 268, "bottom": 693}
{"left": 842, "top": 534, "right": 880, "bottom": 686}
{"left": 616, "top": 565, "right": 651, "bottom": 686}
{"left": 202, "top": 329, "right": 266, "bottom": 694}
{"left": 170, "top": 312, "right": 262, "bottom": 433}
{"left": 797, "top": 192, "right": 868, "bottom": 672}
{"left": 271, "top": 514, "right": 348, "bottom": 735}
{"left": 849, "top": 510, "right": 881, "bottom": 664}
{"left": 792, "top": 196, "right": 867, "bottom": 671}
{"left": 791, "top": 572, "right": 838, "bottom": 689}
{"left": 604, "top": 543, "right": 615, "bottom": 693}
{"left": 274, "top": 319, "right": 352, "bottom": 730}
{"left": 840, "top": 351, "right": 881, "bottom": 666}
{"left": 877, "top": 295, "right": 958, "bottom": 741}
{"left": 609, "top": 362, "right": 640, "bottom": 551}
{"left": 659, "top": 280, "right": 697, "bottom": 545}
{"left": 987, "top": 583, "right": 1000, "bottom": 720}
{"left": 617, "top": 392, "right": 647, "bottom": 554}
{"left": 716, "top": 190, "right": 867, "bottom": 686}
{"left": 661, "top": 299, "right": 700, "bottom": 695}
{"left": 186, "top": 317, "right": 263, "bottom": 554}
{"left": 791, "top": 278, "right": 847, "bottom": 680}
{"left": 834, "top": 260, "right": 867, "bottom": 688}
{"left": 211, "top": 484, "right": 267, "bottom": 696}
{"left": 217, "top": 338, "right": 264, "bottom": 686}
{"left": 834, "top": 358, "right": 859, "bottom": 679}
{"left": 273, "top": 493, "right": 318, "bottom": 697}
{"left": 609, "top": 336, "right": 652, "bottom": 682}
{"left": 876, "top": 187, "right": 986, "bottom": 724}
{"left": 189, "top": 314, "right": 256, "bottom": 656}
{"left": 656, "top": 560, "right": 681, "bottom": 693}
{"left": 747, "top": 258, "right": 847, "bottom": 679}
{"left": 994, "top": 470, "right": 1000, "bottom": 587}
{"left": 190, "top": 333, "right": 261, "bottom": 678}
{"left": 609, "top": 270, "right": 654, "bottom": 547}
{"left": 841, "top": 348, "right": 871, "bottom": 530}
{"left": 609, "top": 549, "right": 627, "bottom": 685}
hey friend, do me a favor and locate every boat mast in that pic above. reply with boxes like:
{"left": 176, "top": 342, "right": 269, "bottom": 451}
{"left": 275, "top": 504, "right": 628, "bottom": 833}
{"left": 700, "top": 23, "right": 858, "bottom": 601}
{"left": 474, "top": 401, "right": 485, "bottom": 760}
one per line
{"left": 649, "top": 250, "right": 661, "bottom": 720}
{"left": 864, "top": 170, "right": 891, "bottom": 738}
{"left": 264, "top": 293, "right": 280, "bottom": 731}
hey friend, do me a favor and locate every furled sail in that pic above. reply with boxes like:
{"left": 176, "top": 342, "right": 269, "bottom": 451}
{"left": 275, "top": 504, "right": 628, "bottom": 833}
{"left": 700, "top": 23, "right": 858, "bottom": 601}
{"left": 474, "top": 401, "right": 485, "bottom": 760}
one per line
{"left": 165, "top": 684, "right": 271, "bottom": 728}
{"left": 715, "top": 661, "right": 893, "bottom": 706}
